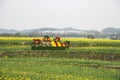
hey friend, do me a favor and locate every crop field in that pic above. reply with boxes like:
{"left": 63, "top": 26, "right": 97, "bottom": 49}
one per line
{"left": 0, "top": 37, "right": 120, "bottom": 51}
{"left": 0, "top": 37, "right": 120, "bottom": 80}
{"left": 0, "top": 58, "right": 120, "bottom": 80}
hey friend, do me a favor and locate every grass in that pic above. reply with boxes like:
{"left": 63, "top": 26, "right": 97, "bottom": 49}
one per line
{"left": 0, "top": 37, "right": 120, "bottom": 54}
{"left": 0, "top": 46, "right": 120, "bottom": 54}
{"left": 0, "top": 37, "right": 120, "bottom": 61}
{"left": 0, "top": 58, "right": 120, "bottom": 80}
{"left": 0, "top": 37, "right": 120, "bottom": 80}
{"left": 68, "top": 47, "right": 120, "bottom": 54}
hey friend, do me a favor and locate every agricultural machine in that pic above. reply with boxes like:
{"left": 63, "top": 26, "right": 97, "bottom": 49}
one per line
{"left": 31, "top": 36, "right": 71, "bottom": 50}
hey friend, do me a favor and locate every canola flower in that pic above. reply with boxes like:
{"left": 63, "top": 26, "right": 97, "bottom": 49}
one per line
{"left": 0, "top": 58, "right": 120, "bottom": 80}
{"left": 0, "top": 37, "right": 33, "bottom": 41}
{"left": 61, "top": 37, "right": 120, "bottom": 42}
{"left": 0, "top": 37, "right": 120, "bottom": 52}
{"left": 0, "top": 37, "right": 120, "bottom": 42}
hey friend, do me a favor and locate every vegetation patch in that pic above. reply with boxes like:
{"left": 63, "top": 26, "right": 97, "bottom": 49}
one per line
{"left": 0, "top": 58, "right": 120, "bottom": 80}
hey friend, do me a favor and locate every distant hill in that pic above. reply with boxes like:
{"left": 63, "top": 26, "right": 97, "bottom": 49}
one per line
{"left": 0, "top": 29, "right": 17, "bottom": 34}
{"left": 21, "top": 28, "right": 59, "bottom": 33}
{"left": 19, "top": 27, "right": 87, "bottom": 34}
{"left": 0, "top": 27, "right": 87, "bottom": 37}
{"left": 0, "top": 27, "right": 120, "bottom": 38}
{"left": 102, "top": 27, "right": 120, "bottom": 34}
{"left": 0, "top": 27, "right": 120, "bottom": 34}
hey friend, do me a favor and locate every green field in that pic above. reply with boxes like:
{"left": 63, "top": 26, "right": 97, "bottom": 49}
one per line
{"left": 0, "top": 58, "right": 120, "bottom": 80}
{"left": 0, "top": 37, "right": 120, "bottom": 80}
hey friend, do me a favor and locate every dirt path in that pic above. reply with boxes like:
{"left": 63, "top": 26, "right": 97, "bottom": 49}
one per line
{"left": 79, "top": 64, "right": 120, "bottom": 69}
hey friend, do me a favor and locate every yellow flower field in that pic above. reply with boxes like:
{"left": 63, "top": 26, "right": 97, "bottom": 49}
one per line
{"left": 0, "top": 37, "right": 120, "bottom": 42}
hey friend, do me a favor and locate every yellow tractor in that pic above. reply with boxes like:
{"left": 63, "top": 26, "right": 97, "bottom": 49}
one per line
{"left": 31, "top": 36, "right": 71, "bottom": 50}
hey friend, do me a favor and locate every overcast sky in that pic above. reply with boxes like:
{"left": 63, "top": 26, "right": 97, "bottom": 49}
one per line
{"left": 0, "top": 0, "right": 120, "bottom": 30}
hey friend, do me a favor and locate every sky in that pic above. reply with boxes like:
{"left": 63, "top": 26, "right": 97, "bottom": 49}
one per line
{"left": 0, "top": 0, "right": 120, "bottom": 31}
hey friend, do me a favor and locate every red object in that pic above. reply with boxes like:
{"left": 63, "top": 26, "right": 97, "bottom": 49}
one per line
{"left": 54, "top": 42, "right": 58, "bottom": 47}
{"left": 60, "top": 43, "right": 63, "bottom": 47}
{"left": 55, "top": 36, "right": 60, "bottom": 41}
{"left": 47, "top": 38, "right": 51, "bottom": 42}
{"left": 63, "top": 42, "right": 66, "bottom": 47}
{"left": 33, "top": 39, "right": 41, "bottom": 44}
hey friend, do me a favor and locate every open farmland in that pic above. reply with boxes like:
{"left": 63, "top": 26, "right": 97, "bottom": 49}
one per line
{"left": 0, "top": 37, "right": 120, "bottom": 51}
{"left": 0, "top": 37, "right": 120, "bottom": 80}
{"left": 0, "top": 58, "right": 120, "bottom": 80}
